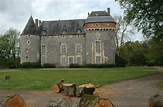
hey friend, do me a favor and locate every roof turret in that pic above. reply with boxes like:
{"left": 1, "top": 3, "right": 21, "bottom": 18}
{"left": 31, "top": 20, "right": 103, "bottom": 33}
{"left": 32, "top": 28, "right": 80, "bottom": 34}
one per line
{"left": 21, "top": 16, "right": 38, "bottom": 35}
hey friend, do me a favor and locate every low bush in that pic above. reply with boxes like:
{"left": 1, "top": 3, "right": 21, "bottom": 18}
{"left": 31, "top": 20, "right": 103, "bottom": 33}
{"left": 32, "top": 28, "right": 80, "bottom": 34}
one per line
{"left": 83, "top": 64, "right": 115, "bottom": 68}
{"left": 20, "top": 62, "right": 41, "bottom": 68}
{"left": 69, "top": 63, "right": 82, "bottom": 68}
{"left": 115, "top": 54, "right": 126, "bottom": 67}
{"left": 42, "top": 63, "right": 56, "bottom": 68}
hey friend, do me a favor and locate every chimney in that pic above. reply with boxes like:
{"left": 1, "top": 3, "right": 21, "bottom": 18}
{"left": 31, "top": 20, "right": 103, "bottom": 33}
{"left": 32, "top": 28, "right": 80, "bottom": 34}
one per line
{"left": 107, "top": 7, "right": 110, "bottom": 15}
{"left": 35, "top": 19, "right": 38, "bottom": 29}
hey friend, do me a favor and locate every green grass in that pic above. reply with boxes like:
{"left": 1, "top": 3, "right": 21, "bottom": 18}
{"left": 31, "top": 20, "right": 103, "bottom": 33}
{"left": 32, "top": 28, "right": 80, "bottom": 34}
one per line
{"left": 0, "top": 67, "right": 157, "bottom": 90}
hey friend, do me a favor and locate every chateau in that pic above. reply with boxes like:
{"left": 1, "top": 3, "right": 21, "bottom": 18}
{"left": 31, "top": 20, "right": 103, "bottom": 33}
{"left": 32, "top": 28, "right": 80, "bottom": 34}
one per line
{"left": 20, "top": 7, "right": 116, "bottom": 67}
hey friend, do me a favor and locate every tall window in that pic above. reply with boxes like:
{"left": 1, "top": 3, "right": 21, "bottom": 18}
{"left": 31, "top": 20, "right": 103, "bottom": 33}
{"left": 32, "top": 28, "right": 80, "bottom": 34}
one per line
{"left": 96, "top": 56, "right": 101, "bottom": 64}
{"left": 76, "top": 56, "right": 82, "bottom": 65}
{"left": 60, "top": 44, "right": 67, "bottom": 54}
{"left": 41, "top": 44, "right": 46, "bottom": 54}
{"left": 41, "top": 55, "right": 46, "bottom": 65}
{"left": 96, "top": 41, "right": 101, "bottom": 54}
{"left": 68, "top": 56, "right": 74, "bottom": 65}
{"left": 60, "top": 55, "right": 66, "bottom": 66}
{"left": 76, "top": 44, "right": 82, "bottom": 54}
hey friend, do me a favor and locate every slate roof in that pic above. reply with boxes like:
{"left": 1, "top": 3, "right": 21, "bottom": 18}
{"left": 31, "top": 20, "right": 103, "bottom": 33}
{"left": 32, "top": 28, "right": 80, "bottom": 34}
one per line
{"left": 21, "top": 16, "right": 38, "bottom": 35}
{"left": 39, "top": 19, "right": 85, "bottom": 35}
{"left": 22, "top": 10, "right": 115, "bottom": 36}
{"left": 85, "top": 11, "right": 115, "bottom": 23}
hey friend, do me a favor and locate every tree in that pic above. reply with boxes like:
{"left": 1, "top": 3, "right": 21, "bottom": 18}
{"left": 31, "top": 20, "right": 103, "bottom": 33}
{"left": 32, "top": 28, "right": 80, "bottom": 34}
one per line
{"left": 120, "top": 41, "right": 147, "bottom": 66}
{"left": 146, "top": 37, "right": 163, "bottom": 66}
{"left": 0, "top": 28, "right": 20, "bottom": 68}
{"left": 114, "top": 15, "right": 135, "bottom": 55}
{"left": 115, "top": 0, "right": 163, "bottom": 40}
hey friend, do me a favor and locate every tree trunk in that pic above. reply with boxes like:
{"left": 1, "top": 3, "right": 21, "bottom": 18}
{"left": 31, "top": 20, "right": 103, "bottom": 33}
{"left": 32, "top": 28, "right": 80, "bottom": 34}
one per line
{"left": 47, "top": 96, "right": 78, "bottom": 107}
{"left": 63, "top": 83, "right": 76, "bottom": 97}
{"left": 4, "top": 75, "right": 10, "bottom": 80}
{"left": 149, "top": 95, "right": 163, "bottom": 107}
{"left": 77, "top": 84, "right": 95, "bottom": 97}
{"left": 78, "top": 94, "right": 114, "bottom": 107}
{"left": 0, "top": 94, "right": 26, "bottom": 107}
{"left": 52, "top": 80, "right": 64, "bottom": 93}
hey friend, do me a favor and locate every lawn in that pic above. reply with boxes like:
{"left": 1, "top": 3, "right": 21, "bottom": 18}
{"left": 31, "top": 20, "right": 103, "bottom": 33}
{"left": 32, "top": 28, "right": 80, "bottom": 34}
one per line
{"left": 0, "top": 67, "right": 157, "bottom": 90}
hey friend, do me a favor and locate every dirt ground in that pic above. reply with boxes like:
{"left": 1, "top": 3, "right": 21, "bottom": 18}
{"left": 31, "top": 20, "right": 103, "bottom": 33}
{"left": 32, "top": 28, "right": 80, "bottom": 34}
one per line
{"left": 0, "top": 67, "right": 163, "bottom": 107}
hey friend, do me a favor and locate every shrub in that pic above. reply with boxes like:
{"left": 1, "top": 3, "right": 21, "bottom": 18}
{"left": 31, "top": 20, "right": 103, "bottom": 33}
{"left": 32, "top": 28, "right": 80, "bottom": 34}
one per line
{"left": 83, "top": 64, "right": 115, "bottom": 68}
{"left": 69, "top": 63, "right": 82, "bottom": 68}
{"left": 21, "top": 62, "right": 41, "bottom": 68}
{"left": 42, "top": 63, "right": 56, "bottom": 68}
{"left": 115, "top": 54, "right": 126, "bottom": 67}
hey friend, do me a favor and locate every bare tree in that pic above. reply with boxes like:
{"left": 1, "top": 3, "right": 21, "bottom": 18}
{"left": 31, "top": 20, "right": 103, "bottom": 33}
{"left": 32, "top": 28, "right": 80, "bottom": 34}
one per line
{"left": 114, "top": 15, "right": 135, "bottom": 55}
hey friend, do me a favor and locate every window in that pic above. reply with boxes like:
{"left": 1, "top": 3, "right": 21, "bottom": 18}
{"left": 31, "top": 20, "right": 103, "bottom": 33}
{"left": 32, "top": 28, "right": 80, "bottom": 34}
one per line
{"left": 27, "top": 40, "right": 30, "bottom": 45}
{"left": 25, "top": 48, "right": 29, "bottom": 54}
{"left": 41, "top": 55, "right": 46, "bottom": 65}
{"left": 95, "top": 23, "right": 99, "bottom": 26}
{"left": 26, "top": 55, "right": 29, "bottom": 58}
{"left": 41, "top": 44, "right": 46, "bottom": 54}
{"left": 96, "top": 41, "right": 101, "bottom": 54}
{"left": 42, "top": 30, "right": 47, "bottom": 35}
{"left": 77, "top": 29, "right": 81, "bottom": 33}
{"left": 96, "top": 56, "right": 101, "bottom": 64}
{"left": 76, "top": 44, "right": 82, "bottom": 54}
{"left": 62, "top": 29, "right": 67, "bottom": 34}
{"left": 76, "top": 56, "right": 82, "bottom": 65}
{"left": 60, "top": 55, "right": 66, "bottom": 66}
{"left": 68, "top": 56, "right": 74, "bottom": 65}
{"left": 60, "top": 44, "right": 67, "bottom": 54}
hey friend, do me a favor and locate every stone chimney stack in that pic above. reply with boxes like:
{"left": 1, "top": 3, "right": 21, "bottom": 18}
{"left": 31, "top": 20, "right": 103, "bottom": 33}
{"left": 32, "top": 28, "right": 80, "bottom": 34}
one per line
{"left": 107, "top": 7, "right": 110, "bottom": 15}
{"left": 35, "top": 19, "right": 38, "bottom": 29}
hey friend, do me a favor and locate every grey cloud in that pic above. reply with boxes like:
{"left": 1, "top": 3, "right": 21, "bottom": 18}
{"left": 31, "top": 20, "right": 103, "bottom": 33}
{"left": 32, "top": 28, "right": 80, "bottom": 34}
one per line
{"left": 0, "top": 0, "right": 124, "bottom": 35}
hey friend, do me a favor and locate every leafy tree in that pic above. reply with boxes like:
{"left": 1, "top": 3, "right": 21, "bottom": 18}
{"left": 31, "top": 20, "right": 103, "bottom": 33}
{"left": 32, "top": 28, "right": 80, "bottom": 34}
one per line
{"left": 146, "top": 37, "right": 163, "bottom": 65}
{"left": 115, "top": 0, "right": 163, "bottom": 40}
{"left": 0, "top": 28, "right": 20, "bottom": 68}
{"left": 120, "top": 41, "right": 146, "bottom": 66}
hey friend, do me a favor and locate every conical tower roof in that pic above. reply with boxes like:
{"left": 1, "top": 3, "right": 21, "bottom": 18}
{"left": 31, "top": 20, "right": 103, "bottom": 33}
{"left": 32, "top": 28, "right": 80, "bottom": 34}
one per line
{"left": 21, "top": 16, "right": 38, "bottom": 35}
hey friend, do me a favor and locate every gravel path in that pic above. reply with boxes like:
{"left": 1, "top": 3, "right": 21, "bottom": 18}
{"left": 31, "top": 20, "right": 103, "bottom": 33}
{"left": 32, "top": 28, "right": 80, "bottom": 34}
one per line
{"left": 95, "top": 67, "right": 163, "bottom": 107}
{"left": 0, "top": 67, "right": 163, "bottom": 107}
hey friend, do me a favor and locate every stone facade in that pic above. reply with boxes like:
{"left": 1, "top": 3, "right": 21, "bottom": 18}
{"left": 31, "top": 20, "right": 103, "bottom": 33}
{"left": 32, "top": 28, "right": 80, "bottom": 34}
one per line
{"left": 20, "top": 7, "right": 116, "bottom": 67}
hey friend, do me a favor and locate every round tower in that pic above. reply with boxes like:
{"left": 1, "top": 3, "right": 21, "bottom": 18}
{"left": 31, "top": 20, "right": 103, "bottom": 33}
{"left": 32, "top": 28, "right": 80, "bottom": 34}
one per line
{"left": 20, "top": 16, "right": 40, "bottom": 64}
{"left": 84, "top": 8, "right": 116, "bottom": 64}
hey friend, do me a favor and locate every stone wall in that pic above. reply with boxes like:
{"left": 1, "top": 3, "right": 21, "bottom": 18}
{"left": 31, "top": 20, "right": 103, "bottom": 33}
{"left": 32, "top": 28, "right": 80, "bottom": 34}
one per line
{"left": 20, "top": 35, "right": 40, "bottom": 63}
{"left": 41, "top": 35, "right": 86, "bottom": 67}
{"left": 85, "top": 29, "right": 115, "bottom": 64}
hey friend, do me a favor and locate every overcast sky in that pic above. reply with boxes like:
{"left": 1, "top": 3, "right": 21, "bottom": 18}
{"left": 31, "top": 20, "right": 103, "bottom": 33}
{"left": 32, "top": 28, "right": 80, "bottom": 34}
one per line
{"left": 0, "top": 0, "right": 144, "bottom": 41}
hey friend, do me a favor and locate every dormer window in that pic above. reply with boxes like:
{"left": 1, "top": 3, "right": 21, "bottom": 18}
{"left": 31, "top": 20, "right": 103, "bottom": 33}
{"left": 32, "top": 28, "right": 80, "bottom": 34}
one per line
{"left": 42, "top": 30, "right": 47, "bottom": 35}
{"left": 62, "top": 29, "right": 67, "bottom": 34}
{"left": 77, "top": 29, "right": 81, "bottom": 34}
